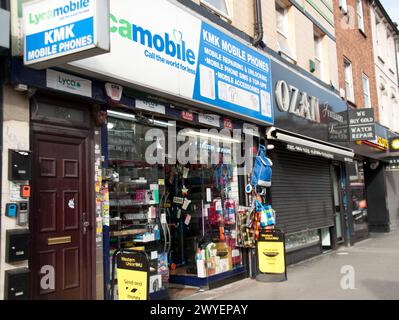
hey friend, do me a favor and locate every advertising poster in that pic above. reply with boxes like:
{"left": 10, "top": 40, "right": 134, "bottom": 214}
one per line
{"left": 257, "top": 229, "right": 286, "bottom": 275}
{"left": 116, "top": 252, "right": 149, "bottom": 300}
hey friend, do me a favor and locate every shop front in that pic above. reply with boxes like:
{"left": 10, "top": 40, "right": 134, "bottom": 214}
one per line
{"left": 350, "top": 123, "right": 390, "bottom": 238}
{"left": 6, "top": 0, "right": 276, "bottom": 300}
{"left": 266, "top": 56, "right": 354, "bottom": 263}
{"left": 8, "top": 58, "right": 268, "bottom": 299}
{"left": 103, "top": 103, "right": 256, "bottom": 298}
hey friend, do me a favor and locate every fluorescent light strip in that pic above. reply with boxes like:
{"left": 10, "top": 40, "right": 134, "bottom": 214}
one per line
{"left": 107, "top": 110, "right": 175, "bottom": 127}
{"left": 184, "top": 130, "right": 241, "bottom": 143}
{"left": 151, "top": 119, "right": 175, "bottom": 127}
{"left": 107, "top": 110, "right": 136, "bottom": 121}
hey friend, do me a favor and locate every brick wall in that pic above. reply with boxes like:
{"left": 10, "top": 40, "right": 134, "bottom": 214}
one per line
{"left": 333, "top": 0, "right": 380, "bottom": 121}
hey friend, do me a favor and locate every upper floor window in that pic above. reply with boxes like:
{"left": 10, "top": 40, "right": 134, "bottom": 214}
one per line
{"left": 357, "top": 0, "right": 364, "bottom": 32}
{"left": 344, "top": 58, "right": 355, "bottom": 102}
{"left": 276, "top": 1, "right": 295, "bottom": 63}
{"left": 200, "top": 0, "right": 231, "bottom": 20}
{"left": 362, "top": 74, "right": 371, "bottom": 108}
{"left": 387, "top": 35, "right": 396, "bottom": 72}
{"left": 339, "top": 0, "right": 348, "bottom": 14}
{"left": 276, "top": 1, "right": 288, "bottom": 36}
{"left": 313, "top": 29, "right": 324, "bottom": 79}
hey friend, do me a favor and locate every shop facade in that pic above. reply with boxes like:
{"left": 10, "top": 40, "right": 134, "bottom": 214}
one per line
{"left": 265, "top": 54, "right": 356, "bottom": 263}
{"left": 385, "top": 133, "right": 399, "bottom": 231}
{"left": 3, "top": 0, "right": 275, "bottom": 300}
{"left": 4, "top": 0, "right": 393, "bottom": 301}
{"left": 350, "top": 123, "right": 391, "bottom": 236}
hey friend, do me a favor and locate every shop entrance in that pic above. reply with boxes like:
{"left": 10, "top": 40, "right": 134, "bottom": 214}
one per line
{"left": 30, "top": 97, "right": 94, "bottom": 299}
{"left": 385, "top": 170, "right": 399, "bottom": 230}
{"left": 332, "top": 165, "right": 346, "bottom": 245}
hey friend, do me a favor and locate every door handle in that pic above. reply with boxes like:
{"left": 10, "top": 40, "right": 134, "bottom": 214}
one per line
{"left": 82, "top": 212, "right": 90, "bottom": 235}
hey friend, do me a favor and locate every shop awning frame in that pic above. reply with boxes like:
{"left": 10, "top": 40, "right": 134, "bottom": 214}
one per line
{"left": 266, "top": 128, "right": 355, "bottom": 162}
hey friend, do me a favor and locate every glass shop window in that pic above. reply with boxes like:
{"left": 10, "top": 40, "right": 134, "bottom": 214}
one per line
{"left": 166, "top": 129, "right": 243, "bottom": 278}
{"left": 285, "top": 229, "right": 320, "bottom": 252}
{"left": 106, "top": 115, "right": 166, "bottom": 252}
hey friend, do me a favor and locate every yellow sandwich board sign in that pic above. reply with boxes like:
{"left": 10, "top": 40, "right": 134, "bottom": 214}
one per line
{"left": 116, "top": 251, "right": 149, "bottom": 300}
{"left": 257, "top": 229, "right": 287, "bottom": 281}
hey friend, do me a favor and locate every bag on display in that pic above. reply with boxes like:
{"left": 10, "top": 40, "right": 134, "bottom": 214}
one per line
{"left": 256, "top": 200, "right": 275, "bottom": 227}
{"left": 251, "top": 144, "right": 273, "bottom": 188}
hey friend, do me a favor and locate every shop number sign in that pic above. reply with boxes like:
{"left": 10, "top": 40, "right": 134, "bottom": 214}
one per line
{"left": 116, "top": 252, "right": 149, "bottom": 300}
{"left": 257, "top": 229, "right": 286, "bottom": 275}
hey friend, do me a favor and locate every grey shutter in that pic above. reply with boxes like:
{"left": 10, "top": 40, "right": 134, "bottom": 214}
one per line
{"left": 270, "top": 142, "right": 335, "bottom": 234}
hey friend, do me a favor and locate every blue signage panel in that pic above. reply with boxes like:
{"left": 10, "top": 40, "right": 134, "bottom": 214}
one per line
{"left": 23, "top": 0, "right": 110, "bottom": 69}
{"left": 193, "top": 22, "right": 274, "bottom": 125}
{"left": 25, "top": 17, "right": 94, "bottom": 63}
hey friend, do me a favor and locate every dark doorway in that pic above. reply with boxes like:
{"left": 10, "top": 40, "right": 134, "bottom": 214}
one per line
{"left": 332, "top": 165, "right": 346, "bottom": 245}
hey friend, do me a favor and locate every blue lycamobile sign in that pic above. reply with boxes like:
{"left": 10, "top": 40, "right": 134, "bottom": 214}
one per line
{"left": 23, "top": 0, "right": 110, "bottom": 69}
{"left": 68, "top": 0, "right": 274, "bottom": 125}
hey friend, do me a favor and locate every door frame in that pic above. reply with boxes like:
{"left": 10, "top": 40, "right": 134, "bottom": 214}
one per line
{"left": 330, "top": 163, "right": 347, "bottom": 248}
{"left": 30, "top": 96, "right": 96, "bottom": 300}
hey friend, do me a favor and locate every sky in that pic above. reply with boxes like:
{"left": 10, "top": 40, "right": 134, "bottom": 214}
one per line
{"left": 380, "top": 0, "right": 399, "bottom": 25}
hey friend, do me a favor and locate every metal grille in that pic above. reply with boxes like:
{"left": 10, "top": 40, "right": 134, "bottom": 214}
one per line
{"left": 270, "top": 142, "right": 335, "bottom": 234}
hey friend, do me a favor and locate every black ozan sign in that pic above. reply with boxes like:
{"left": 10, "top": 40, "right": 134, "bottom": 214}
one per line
{"left": 348, "top": 109, "right": 375, "bottom": 141}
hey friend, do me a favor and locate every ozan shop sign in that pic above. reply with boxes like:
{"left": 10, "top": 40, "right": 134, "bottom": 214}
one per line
{"left": 271, "top": 58, "right": 349, "bottom": 142}
{"left": 275, "top": 80, "right": 321, "bottom": 123}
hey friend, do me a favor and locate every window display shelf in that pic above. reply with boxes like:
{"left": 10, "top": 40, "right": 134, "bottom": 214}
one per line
{"left": 109, "top": 228, "right": 148, "bottom": 237}
{"left": 110, "top": 181, "right": 149, "bottom": 185}
{"left": 110, "top": 203, "right": 157, "bottom": 208}
{"left": 108, "top": 159, "right": 163, "bottom": 167}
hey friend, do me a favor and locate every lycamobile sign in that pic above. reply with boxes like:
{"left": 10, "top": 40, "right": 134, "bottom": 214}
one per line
{"left": 23, "top": 0, "right": 110, "bottom": 69}
{"left": 110, "top": 14, "right": 196, "bottom": 65}
{"left": 67, "top": 0, "right": 274, "bottom": 126}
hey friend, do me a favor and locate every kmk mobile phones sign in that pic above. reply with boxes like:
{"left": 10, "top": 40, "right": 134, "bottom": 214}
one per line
{"left": 23, "top": 0, "right": 110, "bottom": 69}
{"left": 67, "top": 0, "right": 274, "bottom": 125}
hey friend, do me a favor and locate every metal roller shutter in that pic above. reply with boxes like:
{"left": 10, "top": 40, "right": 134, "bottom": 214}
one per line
{"left": 270, "top": 142, "right": 335, "bottom": 234}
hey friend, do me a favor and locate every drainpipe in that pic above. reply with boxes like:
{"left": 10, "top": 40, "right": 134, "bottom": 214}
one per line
{"left": 253, "top": 0, "right": 264, "bottom": 47}
{"left": 394, "top": 34, "right": 399, "bottom": 87}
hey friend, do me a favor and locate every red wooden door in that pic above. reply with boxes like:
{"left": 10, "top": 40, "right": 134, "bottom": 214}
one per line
{"left": 31, "top": 132, "right": 93, "bottom": 299}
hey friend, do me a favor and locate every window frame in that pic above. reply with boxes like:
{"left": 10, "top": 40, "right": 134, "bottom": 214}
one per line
{"left": 339, "top": 0, "right": 348, "bottom": 14}
{"left": 314, "top": 30, "right": 324, "bottom": 79}
{"left": 275, "top": 0, "right": 289, "bottom": 38}
{"left": 275, "top": 1, "right": 296, "bottom": 63}
{"left": 344, "top": 58, "right": 355, "bottom": 103}
{"left": 356, "top": 0, "right": 365, "bottom": 32}
{"left": 362, "top": 74, "right": 371, "bottom": 108}
{"left": 200, "top": 0, "right": 232, "bottom": 21}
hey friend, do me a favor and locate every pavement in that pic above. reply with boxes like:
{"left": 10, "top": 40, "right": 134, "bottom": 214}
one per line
{"left": 184, "top": 228, "right": 399, "bottom": 300}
